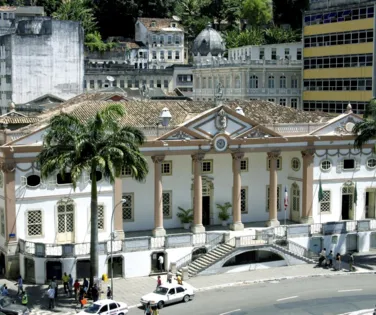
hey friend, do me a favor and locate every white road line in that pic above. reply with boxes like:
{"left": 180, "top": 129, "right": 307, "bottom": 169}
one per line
{"left": 338, "top": 289, "right": 363, "bottom": 293}
{"left": 277, "top": 295, "right": 299, "bottom": 302}
{"left": 219, "top": 309, "right": 241, "bottom": 315}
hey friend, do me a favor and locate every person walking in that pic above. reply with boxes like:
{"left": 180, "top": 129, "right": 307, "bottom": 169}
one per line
{"left": 50, "top": 277, "right": 58, "bottom": 299}
{"left": 144, "top": 302, "right": 152, "bottom": 315}
{"left": 21, "top": 290, "right": 28, "bottom": 307}
{"left": 318, "top": 248, "right": 326, "bottom": 267}
{"left": 17, "top": 275, "right": 23, "bottom": 295}
{"left": 1, "top": 285, "right": 8, "bottom": 296}
{"left": 167, "top": 270, "right": 172, "bottom": 284}
{"left": 349, "top": 253, "right": 355, "bottom": 272}
{"left": 106, "top": 285, "right": 112, "bottom": 300}
{"left": 326, "top": 250, "right": 333, "bottom": 268}
{"left": 92, "top": 284, "right": 99, "bottom": 302}
{"left": 83, "top": 278, "right": 89, "bottom": 293}
{"left": 73, "top": 279, "right": 80, "bottom": 302}
{"left": 47, "top": 286, "right": 55, "bottom": 310}
{"left": 336, "top": 253, "right": 342, "bottom": 271}
{"left": 158, "top": 255, "right": 164, "bottom": 272}
{"left": 157, "top": 276, "right": 161, "bottom": 288}
{"left": 62, "top": 272, "right": 69, "bottom": 294}
{"left": 78, "top": 287, "right": 85, "bottom": 309}
{"left": 68, "top": 274, "right": 73, "bottom": 297}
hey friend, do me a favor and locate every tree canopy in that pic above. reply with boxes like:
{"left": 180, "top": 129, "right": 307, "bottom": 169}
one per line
{"left": 353, "top": 99, "right": 376, "bottom": 149}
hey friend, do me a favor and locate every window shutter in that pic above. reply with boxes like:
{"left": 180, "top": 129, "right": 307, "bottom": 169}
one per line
{"left": 20, "top": 176, "right": 27, "bottom": 187}
{"left": 336, "top": 160, "right": 343, "bottom": 173}
{"left": 355, "top": 158, "right": 361, "bottom": 171}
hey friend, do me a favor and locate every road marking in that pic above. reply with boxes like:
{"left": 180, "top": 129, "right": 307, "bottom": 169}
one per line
{"left": 219, "top": 309, "right": 241, "bottom": 315}
{"left": 277, "top": 296, "right": 298, "bottom": 302}
{"left": 338, "top": 289, "right": 363, "bottom": 293}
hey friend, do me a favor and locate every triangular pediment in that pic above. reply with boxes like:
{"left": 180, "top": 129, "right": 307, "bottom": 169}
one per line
{"left": 159, "top": 126, "right": 206, "bottom": 140}
{"left": 236, "top": 125, "right": 281, "bottom": 139}
{"left": 5, "top": 125, "right": 48, "bottom": 146}
{"left": 310, "top": 113, "right": 362, "bottom": 136}
{"left": 0, "top": 111, "right": 27, "bottom": 118}
{"left": 27, "top": 94, "right": 65, "bottom": 106}
{"left": 176, "top": 105, "right": 281, "bottom": 139}
{"left": 103, "top": 94, "right": 128, "bottom": 102}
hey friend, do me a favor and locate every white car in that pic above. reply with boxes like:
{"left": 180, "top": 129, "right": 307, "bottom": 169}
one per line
{"left": 140, "top": 283, "right": 195, "bottom": 309}
{"left": 77, "top": 299, "right": 128, "bottom": 315}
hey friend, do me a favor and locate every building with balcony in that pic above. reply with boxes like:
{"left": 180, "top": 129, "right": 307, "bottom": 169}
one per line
{"left": 302, "top": 0, "right": 375, "bottom": 114}
{"left": 192, "top": 26, "right": 302, "bottom": 107}
{"left": 1, "top": 93, "right": 376, "bottom": 282}
{"left": 135, "top": 17, "right": 185, "bottom": 69}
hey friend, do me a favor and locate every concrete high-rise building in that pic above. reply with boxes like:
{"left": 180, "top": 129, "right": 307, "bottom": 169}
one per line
{"left": 302, "top": 0, "right": 375, "bottom": 114}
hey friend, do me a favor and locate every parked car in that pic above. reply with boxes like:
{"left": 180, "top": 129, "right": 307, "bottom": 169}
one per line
{"left": 140, "top": 284, "right": 194, "bottom": 309}
{"left": 0, "top": 296, "right": 29, "bottom": 315}
{"left": 77, "top": 299, "right": 128, "bottom": 315}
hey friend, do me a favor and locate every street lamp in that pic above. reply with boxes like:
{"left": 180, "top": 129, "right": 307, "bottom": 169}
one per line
{"left": 110, "top": 198, "right": 126, "bottom": 299}
{"left": 156, "top": 107, "right": 172, "bottom": 136}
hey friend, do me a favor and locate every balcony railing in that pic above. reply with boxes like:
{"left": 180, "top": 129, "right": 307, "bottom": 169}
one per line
{"left": 194, "top": 59, "right": 302, "bottom": 69}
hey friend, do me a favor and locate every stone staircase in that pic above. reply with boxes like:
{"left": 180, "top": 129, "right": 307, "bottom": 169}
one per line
{"left": 179, "top": 243, "right": 235, "bottom": 278}
{"left": 272, "top": 239, "right": 319, "bottom": 264}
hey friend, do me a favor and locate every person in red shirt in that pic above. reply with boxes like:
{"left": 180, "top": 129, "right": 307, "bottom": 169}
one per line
{"left": 157, "top": 276, "right": 161, "bottom": 287}
{"left": 73, "top": 280, "right": 80, "bottom": 302}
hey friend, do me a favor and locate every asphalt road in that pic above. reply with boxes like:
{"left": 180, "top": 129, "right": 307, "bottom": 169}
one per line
{"left": 128, "top": 274, "right": 376, "bottom": 315}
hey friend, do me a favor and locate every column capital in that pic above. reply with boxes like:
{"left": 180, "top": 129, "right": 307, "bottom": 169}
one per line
{"left": 0, "top": 161, "right": 15, "bottom": 173}
{"left": 232, "top": 152, "right": 244, "bottom": 160}
{"left": 267, "top": 150, "right": 281, "bottom": 160}
{"left": 151, "top": 155, "right": 165, "bottom": 164}
{"left": 191, "top": 153, "right": 205, "bottom": 162}
{"left": 301, "top": 149, "right": 316, "bottom": 159}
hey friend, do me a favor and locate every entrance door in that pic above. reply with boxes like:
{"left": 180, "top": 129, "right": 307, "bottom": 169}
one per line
{"left": 108, "top": 257, "right": 123, "bottom": 278}
{"left": 366, "top": 190, "right": 376, "bottom": 218}
{"left": 57, "top": 201, "right": 75, "bottom": 243}
{"left": 309, "top": 237, "right": 322, "bottom": 254}
{"left": 346, "top": 234, "right": 357, "bottom": 252}
{"left": 342, "top": 195, "right": 351, "bottom": 220}
{"left": 76, "top": 260, "right": 90, "bottom": 279}
{"left": 342, "top": 185, "right": 354, "bottom": 220}
{"left": 24, "top": 257, "right": 35, "bottom": 282}
{"left": 290, "top": 183, "right": 300, "bottom": 222}
{"left": 202, "top": 196, "right": 210, "bottom": 226}
{"left": 46, "top": 261, "right": 62, "bottom": 281}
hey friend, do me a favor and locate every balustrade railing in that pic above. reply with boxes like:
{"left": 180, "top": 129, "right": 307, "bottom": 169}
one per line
{"left": 287, "top": 240, "right": 318, "bottom": 259}
{"left": 175, "top": 252, "right": 192, "bottom": 270}
{"left": 310, "top": 223, "right": 322, "bottom": 234}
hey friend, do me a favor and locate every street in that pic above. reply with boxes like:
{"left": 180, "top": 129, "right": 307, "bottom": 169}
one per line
{"left": 128, "top": 274, "right": 376, "bottom": 315}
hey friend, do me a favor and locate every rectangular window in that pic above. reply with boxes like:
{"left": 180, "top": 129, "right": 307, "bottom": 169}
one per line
{"left": 160, "top": 51, "right": 164, "bottom": 59}
{"left": 152, "top": 51, "right": 157, "bottom": 59}
{"left": 241, "top": 187, "right": 248, "bottom": 213}
{"left": 320, "top": 191, "right": 331, "bottom": 212}
{"left": 27, "top": 210, "right": 42, "bottom": 236}
{"left": 271, "top": 48, "right": 277, "bottom": 60}
{"left": 291, "top": 78, "right": 298, "bottom": 89}
{"left": 266, "top": 185, "right": 281, "bottom": 212}
{"left": 267, "top": 157, "right": 282, "bottom": 170}
{"left": 127, "top": 80, "right": 133, "bottom": 88}
{"left": 202, "top": 160, "right": 212, "bottom": 173}
{"left": 162, "top": 191, "right": 172, "bottom": 218}
{"left": 268, "top": 98, "right": 275, "bottom": 102}
{"left": 175, "top": 35, "right": 180, "bottom": 44}
{"left": 259, "top": 48, "right": 264, "bottom": 60}
{"left": 240, "top": 158, "right": 248, "bottom": 172}
{"left": 0, "top": 208, "right": 4, "bottom": 236}
{"left": 97, "top": 205, "right": 104, "bottom": 230}
{"left": 164, "top": 80, "right": 168, "bottom": 88}
{"left": 157, "top": 79, "right": 161, "bottom": 88}
{"left": 291, "top": 98, "right": 298, "bottom": 109}
{"left": 208, "top": 77, "right": 212, "bottom": 89}
{"left": 168, "top": 51, "right": 172, "bottom": 59}
{"left": 122, "top": 193, "right": 134, "bottom": 222}
{"left": 279, "top": 98, "right": 287, "bottom": 106}
{"left": 121, "top": 166, "right": 131, "bottom": 177}
{"left": 90, "top": 80, "right": 94, "bottom": 89}
{"left": 161, "top": 161, "right": 172, "bottom": 175}
{"left": 297, "top": 48, "right": 302, "bottom": 60}
{"left": 343, "top": 159, "right": 355, "bottom": 170}
{"left": 285, "top": 48, "right": 290, "bottom": 58}
{"left": 167, "top": 36, "right": 172, "bottom": 44}
{"left": 149, "top": 79, "right": 154, "bottom": 88}
{"left": 57, "top": 173, "right": 72, "bottom": 185}
{"left": 175, "top": 51, "right": 180, "bottom": 60}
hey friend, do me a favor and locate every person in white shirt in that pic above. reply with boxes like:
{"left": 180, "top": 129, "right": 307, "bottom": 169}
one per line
{"left": 158, "top": 255, "right": 164, "bottom": 272}
{"left": 318, "top": 248, "right": 326, "bottom": 267}
{"left": 47, "top": 286, "right": 55, "bottom": 310}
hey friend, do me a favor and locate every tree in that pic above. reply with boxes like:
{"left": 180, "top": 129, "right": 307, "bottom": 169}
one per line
{"left": 35, "top": 0, "right": 60, "bottom": 16}
{"left": 52, "top": 0, "right": 97, "bottom": 35}
{"left": 353, "top": 98, "right": 376, "bottom": 149}
{"left": 242, "top": 0, "right": 272, "bottom": 27}
{"left": 273, "top": 0, "right": 309, "bottom": 29}
{"left": 37, "top": 104, "right": 149, "bottom": 287}
{"left": 85, "top": 31, "right": 117, "bottom": 52}
{"left": 264, "top": 26, "right": 301, "bottom": 44}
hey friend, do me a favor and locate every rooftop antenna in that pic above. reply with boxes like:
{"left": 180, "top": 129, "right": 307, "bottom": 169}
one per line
{"left": 107, "top": 75, "right": 115, "bottom": 87}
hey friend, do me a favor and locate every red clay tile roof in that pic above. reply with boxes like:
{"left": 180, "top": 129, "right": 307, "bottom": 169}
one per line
{"left": 137, "top": 17, "right": 184, "bottom": 32}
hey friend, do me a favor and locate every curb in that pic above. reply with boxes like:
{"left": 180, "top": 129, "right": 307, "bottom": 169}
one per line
{"left": 129, "top": 303, "right": 142, "bottom": 309}
{"left": 193, "top": 270, "right": 376, "bottom": 292}
{"left": 339, "top": 309, "right": 374, "bottom": 315}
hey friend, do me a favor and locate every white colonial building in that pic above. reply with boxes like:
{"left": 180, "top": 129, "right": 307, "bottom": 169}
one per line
{"left": 0, "top": 94, "right": 375, "bottom": 283}
{"left": 135, "top": 17, "right": 186, "bottom": 69}
{"left": 192, "top": 25, "right": 302, "bottom": 107}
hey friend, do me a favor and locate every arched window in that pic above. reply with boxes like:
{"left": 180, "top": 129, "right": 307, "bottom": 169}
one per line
{"left": 249, "top": 75, "right": 258, "bottom": 89}
{"left": 268, "top": 76, "right": 275, "bottom": 89}
{"left": 235, "top": 75, "right": 240, "bottom": 88}
{"left": 280, "top": 76, "right": 286, "bottom": 88}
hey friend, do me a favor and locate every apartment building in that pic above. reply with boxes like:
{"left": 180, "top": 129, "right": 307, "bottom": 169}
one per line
{"left": 302, "top": 0, "right": 375, "bottom": 114}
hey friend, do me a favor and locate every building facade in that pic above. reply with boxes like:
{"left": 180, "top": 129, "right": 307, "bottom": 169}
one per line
{"left": 302, "top": 0, "right": 375, "bottom": 114}
{"left": 0, "top": 6, "right": 44, "bottom": 35}
{"left": 135, "top": 18, "right": 185, "bottom": 69}
{"left": 193, "top": 35, "right": 302, "bottom": 107}
{"left": 0, "top": 16, "right": 84, "bottom": 114}
{"left": 0, "top": 95, "right": 376, "bottom": 282}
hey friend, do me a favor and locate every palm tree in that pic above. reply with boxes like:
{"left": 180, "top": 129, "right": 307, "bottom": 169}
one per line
{"left": 37, "top": 103, "right": 149, "bottom": 287}
{"left": 353, "top": 98, "right": 376, "bottom": 149}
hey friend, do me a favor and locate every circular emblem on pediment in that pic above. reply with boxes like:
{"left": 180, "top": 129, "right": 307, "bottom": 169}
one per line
{"left": 345, "top": 122, "right": 355, "bottom": 133}
{"left": 214, "top": 136, "right": 228, "bottom": 152}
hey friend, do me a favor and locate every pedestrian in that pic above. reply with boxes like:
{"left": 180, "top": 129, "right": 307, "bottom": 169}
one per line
{"left": 144, "top": 302, "right": 151, "bottom": 315}
{"left": 106, "top": 285, "right": 112, "bottom": 299}
{"left": 326, "top": 250, "right": 333, "bottom": 268}
{"left": 92, "top": 283, "right": 99, "bottom": 302}
{"left": 50, "top": 277, "right": 58, "bottom": 299}
{"left": 83, "top": 278, "right": 89, "bottom": 293}
{"left": 21, "top": 290, "right": 28, "bottom": 306}
{"left": 2, "top": 285, "right": 8, "bottom": 296}
{"left": 167, "top": 270, "right": 172, "bottom": 284}
{"left": 47, "top": 286, "right": 55, "bottom": 310}
{"left": 336, "top": 253, "right": 341, "bottom": 271}
{"left": 157, "top": 276, "right": 161, "bottom": 288}
{"left": 349, "top": 253, "right": 355, "bottom": 272}
{"left": 158, "top": 255, "right": 164, "bottom": 272}
{"left": 17, "top": 275, "right": 23, "bottom": 295}
{"left": 78, "top": 287, "right": 85, "bottom": 309}
{"left": 68, "top": 274, "right": 73, "bottom": 297}
{"left": 151, "top": 304, "right": 159, "bottom": 315}
{"left": 73, "top": 279, "right": 80, "bottom": 302}
{"left": 318, "top": 248, "right": 326, "bottom": 267}
{"left": 62, "top": 272, "right": 69, "bottom": 294}
{"left": 175, "top": 274, "right": 183, "bottom": 285}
